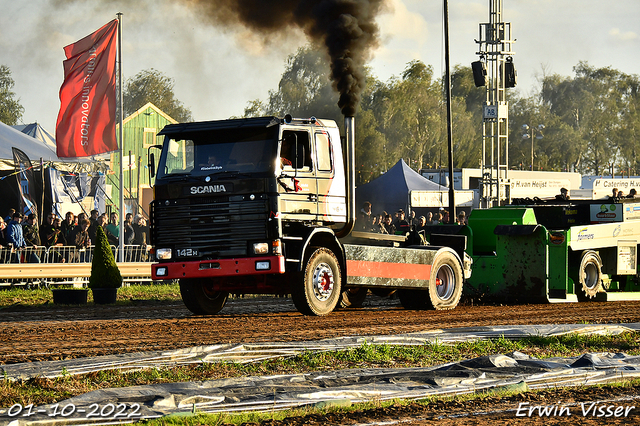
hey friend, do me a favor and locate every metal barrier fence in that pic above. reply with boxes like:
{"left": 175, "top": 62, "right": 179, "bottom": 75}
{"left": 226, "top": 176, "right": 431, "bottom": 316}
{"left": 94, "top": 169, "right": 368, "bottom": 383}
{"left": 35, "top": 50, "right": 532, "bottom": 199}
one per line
{"left": 0, "top": 245, "right": 152, "bottom": 265}
{"left": 0, "top": 245, "right": 153, "bottom": 287}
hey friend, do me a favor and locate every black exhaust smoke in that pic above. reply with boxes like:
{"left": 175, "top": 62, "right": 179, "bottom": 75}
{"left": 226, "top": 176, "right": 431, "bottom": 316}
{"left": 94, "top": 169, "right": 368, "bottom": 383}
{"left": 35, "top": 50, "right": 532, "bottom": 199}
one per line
{"left": 191, "top": 0, "right": 385, "bottom": 116}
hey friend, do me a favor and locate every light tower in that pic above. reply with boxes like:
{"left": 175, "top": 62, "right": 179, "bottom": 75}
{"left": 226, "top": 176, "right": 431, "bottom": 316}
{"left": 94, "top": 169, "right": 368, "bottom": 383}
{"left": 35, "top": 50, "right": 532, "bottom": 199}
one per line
{"left": 473, "top": 0, "right": 516, "bottom": 208}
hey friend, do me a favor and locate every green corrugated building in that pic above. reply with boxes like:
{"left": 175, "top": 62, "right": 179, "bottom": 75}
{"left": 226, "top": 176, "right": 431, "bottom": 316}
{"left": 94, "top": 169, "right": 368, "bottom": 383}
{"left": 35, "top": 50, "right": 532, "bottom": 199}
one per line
{"left": 110, "top": 102, "right": 177, "bottom": 218}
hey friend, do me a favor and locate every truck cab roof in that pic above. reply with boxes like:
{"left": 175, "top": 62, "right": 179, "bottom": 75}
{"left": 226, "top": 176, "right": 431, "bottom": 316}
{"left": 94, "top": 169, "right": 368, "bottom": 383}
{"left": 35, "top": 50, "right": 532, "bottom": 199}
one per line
{"left": 158, "top": 116, "right": 339, "bottom": 138}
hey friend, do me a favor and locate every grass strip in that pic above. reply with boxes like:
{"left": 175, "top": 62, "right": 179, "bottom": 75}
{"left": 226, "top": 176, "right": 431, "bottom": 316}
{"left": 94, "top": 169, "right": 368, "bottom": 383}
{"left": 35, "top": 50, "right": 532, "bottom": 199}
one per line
{"left": 0, "top": 283, "right": 182, "bottom": 307}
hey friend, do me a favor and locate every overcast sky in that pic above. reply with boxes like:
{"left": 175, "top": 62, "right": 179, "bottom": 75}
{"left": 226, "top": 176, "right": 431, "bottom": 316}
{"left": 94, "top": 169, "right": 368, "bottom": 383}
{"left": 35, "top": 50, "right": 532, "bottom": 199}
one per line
{"left": 1, "top": 0, "right": 638, "bottom": 132}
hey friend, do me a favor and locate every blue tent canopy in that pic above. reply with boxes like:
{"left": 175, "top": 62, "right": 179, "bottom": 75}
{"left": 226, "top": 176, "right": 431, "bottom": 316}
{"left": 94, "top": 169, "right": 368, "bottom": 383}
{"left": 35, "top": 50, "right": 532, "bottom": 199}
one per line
{"left": 355, "top": 159, "right": 447, "bottom": 214}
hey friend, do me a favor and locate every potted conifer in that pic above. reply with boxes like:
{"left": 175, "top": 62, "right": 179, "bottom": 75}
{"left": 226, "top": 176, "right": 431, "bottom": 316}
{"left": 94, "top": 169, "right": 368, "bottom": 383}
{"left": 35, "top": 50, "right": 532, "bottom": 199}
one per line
{"left": 89, "top": 225, "right": 122, "bottom": 304}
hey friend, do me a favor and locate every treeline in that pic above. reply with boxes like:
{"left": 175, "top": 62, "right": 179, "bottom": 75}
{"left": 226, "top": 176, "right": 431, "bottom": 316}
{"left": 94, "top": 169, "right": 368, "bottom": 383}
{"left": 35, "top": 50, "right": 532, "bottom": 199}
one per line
{"left": 244, "top": 46, "right": 640, "bottom": 184}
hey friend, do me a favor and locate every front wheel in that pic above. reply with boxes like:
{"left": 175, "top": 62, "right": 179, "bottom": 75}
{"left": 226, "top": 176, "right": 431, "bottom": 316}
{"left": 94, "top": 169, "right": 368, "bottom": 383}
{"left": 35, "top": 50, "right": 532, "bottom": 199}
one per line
{"left": 179, "top": 278, "right": 229, "bottom": 315}
{"left": 292, "top": 248, "right": 342, "bottom": 316}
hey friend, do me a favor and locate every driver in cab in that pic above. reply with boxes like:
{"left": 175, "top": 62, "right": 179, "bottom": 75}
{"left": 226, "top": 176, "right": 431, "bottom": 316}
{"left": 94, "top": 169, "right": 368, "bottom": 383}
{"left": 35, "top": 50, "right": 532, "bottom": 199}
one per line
{"left": 200, "top": 154, "right": 222, "bottom": 171}
{"left": 280, "top": 134, "right": 295, "bottom": 168}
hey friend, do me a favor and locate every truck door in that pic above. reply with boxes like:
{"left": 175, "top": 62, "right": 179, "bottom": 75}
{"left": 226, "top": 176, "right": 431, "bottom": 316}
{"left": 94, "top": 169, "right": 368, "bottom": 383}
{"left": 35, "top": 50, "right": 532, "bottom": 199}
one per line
{"left": 315, "top": 131, "right": 334, "bottom": 220}
{"left": 278, "top": 129, "right": 317, "bottom": 221}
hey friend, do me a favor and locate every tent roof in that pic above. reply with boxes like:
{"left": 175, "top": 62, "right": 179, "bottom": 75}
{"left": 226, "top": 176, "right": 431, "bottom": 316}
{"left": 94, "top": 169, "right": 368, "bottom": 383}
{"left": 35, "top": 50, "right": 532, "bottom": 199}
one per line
{"left": 12, "top": 122, "right": 58, "bottom": 153}
{"left": 356, "top": 159, "right": 447, "bottom": 213}
{"left": 12, "top": 122, "right": 98, "bottom": 164}
{"left": 0, "top": 121, "right": 63, "bottom": 162}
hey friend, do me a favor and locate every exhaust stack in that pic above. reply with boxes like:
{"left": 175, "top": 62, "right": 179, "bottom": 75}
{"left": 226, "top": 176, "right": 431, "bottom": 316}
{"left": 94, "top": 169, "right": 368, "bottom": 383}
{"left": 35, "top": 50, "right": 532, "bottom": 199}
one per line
{"left": 336, "top": 116, "right": 356, "bottom": 238}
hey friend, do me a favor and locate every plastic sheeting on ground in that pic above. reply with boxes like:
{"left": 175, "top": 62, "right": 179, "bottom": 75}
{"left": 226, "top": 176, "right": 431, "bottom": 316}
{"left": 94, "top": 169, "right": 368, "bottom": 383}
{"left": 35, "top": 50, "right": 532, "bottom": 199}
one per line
{"left": 4, "top": 351, "right": 640, "bottom": 425}
{"left": 2, "top": 323, "right": 640, "bottom": 425}
{"left": 3, "top": 322, "right": 639, "bottom": 382}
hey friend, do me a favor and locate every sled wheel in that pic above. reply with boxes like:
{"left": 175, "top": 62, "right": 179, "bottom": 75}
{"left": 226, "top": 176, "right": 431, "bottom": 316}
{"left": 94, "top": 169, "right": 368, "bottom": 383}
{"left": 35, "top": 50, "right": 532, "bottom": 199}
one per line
{"left": 179, "top": 278, "right": 229, "bottom": 315}
{"left": 292, "top": 248, "right": 342, "bottom": 316}
{"left": 398, "top": 250, "right": 463, "bottom": 310}
{"left": 576, "top": 251, "right": 603, "bottom": 301}
{"left": 339, "top": 288, "right": 368, "bottom": 308}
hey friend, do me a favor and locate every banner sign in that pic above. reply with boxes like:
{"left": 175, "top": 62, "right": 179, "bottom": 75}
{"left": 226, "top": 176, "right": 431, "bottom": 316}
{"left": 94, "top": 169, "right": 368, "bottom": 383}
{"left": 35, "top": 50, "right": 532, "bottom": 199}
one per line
{"left": 12, "top": 147, "right": 38, "bottom": 216}
{"left": 56, "top": 19, "right": 118, "bottom": 158}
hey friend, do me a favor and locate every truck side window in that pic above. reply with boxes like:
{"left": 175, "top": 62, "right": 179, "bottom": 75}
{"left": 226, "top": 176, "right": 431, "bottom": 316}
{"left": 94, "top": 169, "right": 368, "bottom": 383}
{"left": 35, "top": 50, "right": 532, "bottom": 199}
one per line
{"left": 315, "top": 132, "right": 332, "bottom": 172}
{"left": 281, "top": 131, "right": 312, "bottom": 170}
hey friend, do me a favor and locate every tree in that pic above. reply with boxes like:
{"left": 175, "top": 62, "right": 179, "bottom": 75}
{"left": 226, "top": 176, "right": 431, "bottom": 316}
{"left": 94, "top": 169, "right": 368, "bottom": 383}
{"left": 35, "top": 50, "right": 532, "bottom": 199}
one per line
{"left": 250, "top": 46, "right": 342, "bottom": 122}
{"left": 123, "top": 69, "right": 193, "bottom": 122}
{"left": 89, "top": 226, "right": 122, "bottom": 289}
{"left": 540, "top": 62, "right": 628, "bottom": 174}
{"left": 0, "top": 65, "right": 24, "bottom": 125}
{"left": 380, "top": 61, "right": 445, "bottom": 171}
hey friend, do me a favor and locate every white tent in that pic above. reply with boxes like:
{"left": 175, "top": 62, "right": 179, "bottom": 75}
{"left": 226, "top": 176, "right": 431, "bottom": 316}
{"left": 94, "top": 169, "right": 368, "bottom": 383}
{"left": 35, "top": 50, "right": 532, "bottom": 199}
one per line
{"left": 0, "top": 120, "right": 62, "bottom": 164}
{"left": 12, "top": 122, "right": 97, "bottom": 165}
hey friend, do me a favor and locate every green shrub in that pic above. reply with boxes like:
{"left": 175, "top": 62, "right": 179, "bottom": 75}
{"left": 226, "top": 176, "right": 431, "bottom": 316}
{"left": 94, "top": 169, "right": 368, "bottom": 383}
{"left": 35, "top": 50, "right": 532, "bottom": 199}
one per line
{"left": 89, "top": 226, "right": 122, "bottom": 289}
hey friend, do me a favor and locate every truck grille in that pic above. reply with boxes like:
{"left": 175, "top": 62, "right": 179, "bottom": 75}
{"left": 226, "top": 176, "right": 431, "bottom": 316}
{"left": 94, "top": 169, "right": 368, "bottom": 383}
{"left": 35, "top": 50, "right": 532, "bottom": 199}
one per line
{"left": 152, "top": 197, "right": 269, "bottom": 258}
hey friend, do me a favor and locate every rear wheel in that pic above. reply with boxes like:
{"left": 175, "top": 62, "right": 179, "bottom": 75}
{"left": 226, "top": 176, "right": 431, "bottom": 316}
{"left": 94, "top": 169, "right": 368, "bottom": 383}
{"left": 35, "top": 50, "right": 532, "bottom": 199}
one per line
{"left": 292, "top": 248, "right": 342, "bottom": 316}
{"left": 576, "top": 251, "right": 603, "bottom": 301}
{"left": 339, "top": 288, "right": 368, "bottom": 308}
{"left": 179, "top": 278, "right": 229, "bottom": 315}
{"left": 398, "top": 250, "right": 463, "bottom": 310}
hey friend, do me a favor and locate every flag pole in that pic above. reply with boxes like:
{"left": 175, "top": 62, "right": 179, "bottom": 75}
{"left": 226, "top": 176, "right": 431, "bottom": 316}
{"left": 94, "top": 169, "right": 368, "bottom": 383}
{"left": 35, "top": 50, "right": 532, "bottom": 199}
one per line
{"left": 117, "top": 12, "right": 124, "bottom": 262}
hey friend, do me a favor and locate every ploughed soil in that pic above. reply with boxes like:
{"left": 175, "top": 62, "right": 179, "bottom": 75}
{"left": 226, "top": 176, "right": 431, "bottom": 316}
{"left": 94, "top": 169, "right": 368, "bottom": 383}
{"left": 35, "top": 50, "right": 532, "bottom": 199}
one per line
{"left": 2, "top": 296, "right": 640, "bottom": 425}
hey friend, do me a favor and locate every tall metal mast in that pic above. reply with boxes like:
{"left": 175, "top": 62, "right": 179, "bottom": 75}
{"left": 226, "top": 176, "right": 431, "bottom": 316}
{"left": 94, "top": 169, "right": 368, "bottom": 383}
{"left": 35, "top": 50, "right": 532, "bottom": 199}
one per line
{"left": 475, "top": 0, "right": 515, "bottom": 207}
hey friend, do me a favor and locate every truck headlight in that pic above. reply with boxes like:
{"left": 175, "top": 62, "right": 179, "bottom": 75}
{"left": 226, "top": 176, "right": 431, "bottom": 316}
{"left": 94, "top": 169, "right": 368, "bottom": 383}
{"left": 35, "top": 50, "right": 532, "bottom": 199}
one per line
{"left": 155, "top": 266, "right": 168, "bottom": 276}
{"left": 253, "top": 242, "right": 269, "bottom": 255}
{"left": 156, "top": 248, "right": 172, "bottom": 260}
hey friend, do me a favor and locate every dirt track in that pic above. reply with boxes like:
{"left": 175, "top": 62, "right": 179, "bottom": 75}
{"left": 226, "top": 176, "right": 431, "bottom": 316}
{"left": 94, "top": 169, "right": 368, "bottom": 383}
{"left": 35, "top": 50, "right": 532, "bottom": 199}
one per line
{"left": 2, "top": 296, "right": 640, "bottom": 365}
{"left": 2, "top": 296, "right": 640, "bottom": 425}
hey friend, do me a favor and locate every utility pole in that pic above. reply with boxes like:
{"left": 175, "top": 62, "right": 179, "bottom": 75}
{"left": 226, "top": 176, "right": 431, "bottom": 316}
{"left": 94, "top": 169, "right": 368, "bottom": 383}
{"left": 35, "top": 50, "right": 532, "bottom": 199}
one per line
{"left": 474, "top": 0, "right": 516, "bottom": 208}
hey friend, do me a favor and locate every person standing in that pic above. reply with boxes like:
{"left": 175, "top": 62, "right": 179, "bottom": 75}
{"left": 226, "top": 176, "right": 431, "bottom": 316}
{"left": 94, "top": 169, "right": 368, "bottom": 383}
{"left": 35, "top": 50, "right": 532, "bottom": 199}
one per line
{"left": 383, "top": 214, "right": 396, "bottom": 235}
{"left": 105, "top": 212, "right": 119, "bottom": 245}
{"left": 23, "top": 213, "right": 41, "bottom": 246}
{"left": 396, "top": 210, "right": 411, "bottom": 234}
{"left": 124, "top": 213, "right": 135, "bottom": 245}
{"left": 41, "top": 214, "right": 65, "bottom": 247}
{"left": 61, "top": 211, "right": 76, "bottom": 242}
{"left": 7, "top": 212, "right": 26, "bottom": 263}
{"left": 357, "top": 201, "right": 374, "bottom": 232}
{"left": 0, "top": 217, "right": 7, "bottom": 248}
{"left": 68, "top": 219, "right": 91, "bottom": 262}
{"left": 409, "top": 211, "right": 419, "bottom": 229}
{"left": 417, "top": 216, "right": 427, "bottom": 232}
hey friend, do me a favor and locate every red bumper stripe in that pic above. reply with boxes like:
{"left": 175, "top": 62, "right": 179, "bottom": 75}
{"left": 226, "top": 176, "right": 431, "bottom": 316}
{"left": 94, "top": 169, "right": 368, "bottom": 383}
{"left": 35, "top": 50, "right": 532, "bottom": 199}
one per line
{"left": 347, "top": 260, "right": 431, "bottom": 280}
{"left": 152, "top": 256, "right": 285, "bottom": 280}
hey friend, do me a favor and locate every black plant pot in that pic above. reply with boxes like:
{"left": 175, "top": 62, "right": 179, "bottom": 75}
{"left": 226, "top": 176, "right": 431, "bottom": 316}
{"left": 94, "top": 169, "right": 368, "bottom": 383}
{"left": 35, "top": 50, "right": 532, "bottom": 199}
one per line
{"left": 91, "top": 288, "right": 118, "bottom": 305}
{"left": 52, "top": 289, "right": 89, "bottom": 305}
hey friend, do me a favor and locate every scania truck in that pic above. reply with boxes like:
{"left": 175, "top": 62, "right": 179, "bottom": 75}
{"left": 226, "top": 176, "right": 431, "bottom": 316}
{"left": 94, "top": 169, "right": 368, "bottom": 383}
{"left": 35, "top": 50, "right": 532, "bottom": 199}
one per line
{"left": 149, "top": 115, "right": 470, "bottom": 315}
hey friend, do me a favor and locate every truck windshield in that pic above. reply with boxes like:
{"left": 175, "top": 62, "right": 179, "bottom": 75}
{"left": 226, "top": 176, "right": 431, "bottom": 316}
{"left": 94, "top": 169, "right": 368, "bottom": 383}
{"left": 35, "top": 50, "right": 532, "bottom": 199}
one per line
{"left": 156, "top": 127, "right": 278, "bottom": 179}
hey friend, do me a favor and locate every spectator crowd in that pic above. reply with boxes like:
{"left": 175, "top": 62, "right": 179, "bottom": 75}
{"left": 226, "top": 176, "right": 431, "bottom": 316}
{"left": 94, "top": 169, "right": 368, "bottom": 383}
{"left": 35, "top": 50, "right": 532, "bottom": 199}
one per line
{"left": 355, "top": 201, "right": 467, "bottom": 235}
{"left": 0, "top": 208, "right": 150, "bottom": 263}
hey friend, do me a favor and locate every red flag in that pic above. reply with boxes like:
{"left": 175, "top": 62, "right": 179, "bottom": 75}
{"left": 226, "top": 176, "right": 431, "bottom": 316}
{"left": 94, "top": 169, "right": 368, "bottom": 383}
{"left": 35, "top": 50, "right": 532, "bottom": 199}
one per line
{"left": 56, "top": 19, "right": 118, "bottom": 158}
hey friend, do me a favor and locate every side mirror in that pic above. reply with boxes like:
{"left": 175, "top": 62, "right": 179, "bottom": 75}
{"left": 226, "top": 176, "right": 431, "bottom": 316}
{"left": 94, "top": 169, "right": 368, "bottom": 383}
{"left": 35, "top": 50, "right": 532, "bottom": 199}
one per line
{"left": 147, "top": 144, "right": 162, "bottom": 181}
{"left": 149, "top": 153, "right": 156, "bottom": 178}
